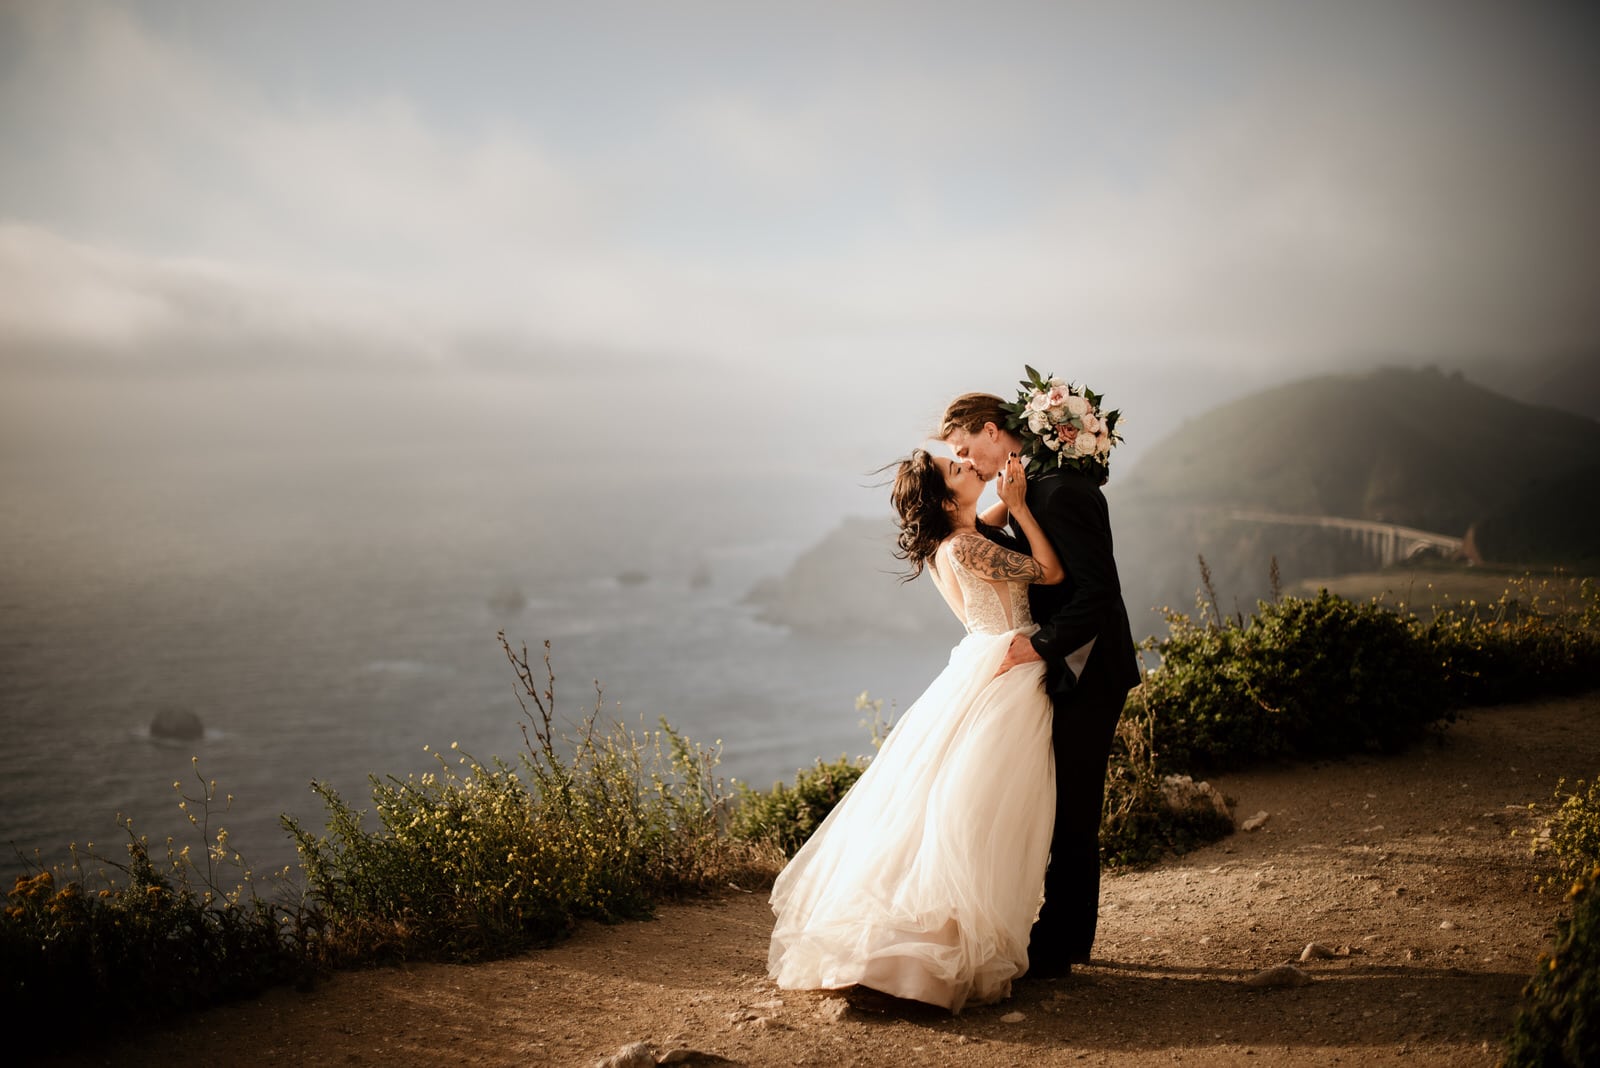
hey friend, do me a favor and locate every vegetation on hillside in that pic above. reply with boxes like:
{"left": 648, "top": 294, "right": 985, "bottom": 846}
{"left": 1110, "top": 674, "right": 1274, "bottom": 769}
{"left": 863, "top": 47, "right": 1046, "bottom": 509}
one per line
{"left": 1120, "top": 366, "right": 1600, "bottom": 537}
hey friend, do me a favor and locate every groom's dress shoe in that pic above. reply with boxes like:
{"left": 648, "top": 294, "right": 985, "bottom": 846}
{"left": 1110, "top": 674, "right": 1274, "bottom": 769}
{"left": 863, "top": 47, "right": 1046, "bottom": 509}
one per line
{"left": 1027, "top": 960, "right": 1073, "bottom": 980}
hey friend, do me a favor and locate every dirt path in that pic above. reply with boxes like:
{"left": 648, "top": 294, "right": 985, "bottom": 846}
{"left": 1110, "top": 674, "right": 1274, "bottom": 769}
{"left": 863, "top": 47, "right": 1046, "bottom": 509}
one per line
{"left": 57, "top": 692, "right": 1597, "bottom": 1067}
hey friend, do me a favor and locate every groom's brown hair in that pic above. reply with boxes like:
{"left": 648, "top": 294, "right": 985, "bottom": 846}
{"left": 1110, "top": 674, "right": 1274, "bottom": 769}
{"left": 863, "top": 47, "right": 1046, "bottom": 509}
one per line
{"left": 938, "top": 392, "right": 1009, "bottom": 440}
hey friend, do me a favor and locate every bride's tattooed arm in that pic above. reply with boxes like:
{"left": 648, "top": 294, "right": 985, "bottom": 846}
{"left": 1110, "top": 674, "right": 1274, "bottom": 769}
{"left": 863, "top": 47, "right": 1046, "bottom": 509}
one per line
{"left": 949, "top": 533, "right": 1045, "bottom": 583}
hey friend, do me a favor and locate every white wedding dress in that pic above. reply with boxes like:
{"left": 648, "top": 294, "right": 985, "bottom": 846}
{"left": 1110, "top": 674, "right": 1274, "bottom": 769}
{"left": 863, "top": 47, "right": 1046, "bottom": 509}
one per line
{"left": 767, "top": 548, "right": 1056, "bottom": 1013}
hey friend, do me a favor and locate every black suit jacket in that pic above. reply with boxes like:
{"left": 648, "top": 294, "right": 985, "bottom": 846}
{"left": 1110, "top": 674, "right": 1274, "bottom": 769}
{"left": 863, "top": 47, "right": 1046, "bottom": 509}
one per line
{"left": 987, "top": 467, "right": 1142, "bottom": 699}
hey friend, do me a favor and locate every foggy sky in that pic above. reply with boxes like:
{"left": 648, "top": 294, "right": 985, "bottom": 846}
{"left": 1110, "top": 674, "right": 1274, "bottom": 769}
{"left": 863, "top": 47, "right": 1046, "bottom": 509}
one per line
{"left": 2, "top": 1, "right": 1598, "bottom": 469}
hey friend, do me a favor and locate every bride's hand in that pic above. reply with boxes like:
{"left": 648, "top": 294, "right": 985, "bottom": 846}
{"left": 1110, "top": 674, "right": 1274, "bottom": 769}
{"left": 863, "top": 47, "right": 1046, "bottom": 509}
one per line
{"left": 997, "top": 453, "right": 1028, "bottom": 511}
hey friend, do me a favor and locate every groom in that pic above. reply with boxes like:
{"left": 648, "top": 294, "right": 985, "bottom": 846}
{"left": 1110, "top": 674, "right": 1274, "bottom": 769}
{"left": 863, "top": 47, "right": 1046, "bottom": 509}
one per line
{"left": 941, "top": 391, "right": 1142, "bottom": 977}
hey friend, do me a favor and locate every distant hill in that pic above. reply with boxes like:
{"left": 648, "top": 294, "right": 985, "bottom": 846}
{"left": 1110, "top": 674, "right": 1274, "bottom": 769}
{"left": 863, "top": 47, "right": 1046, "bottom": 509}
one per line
{"left": 1110, "top": 366, "right": 1600, "bottom": 638}
{"left": 1446, "top": 351, "right": 1600, "bottom": 423}
{"left": 1118, "top": 365, "right": 1600, "bottom": 536}
{"left": 752, "top": 367, "right": 1600, "bottom": 646}
{"left": 1468, "top": 463, "right": 1600, "bottom": 568}
{"left": 743, "top": 517, "right": 962, "bottom": 638}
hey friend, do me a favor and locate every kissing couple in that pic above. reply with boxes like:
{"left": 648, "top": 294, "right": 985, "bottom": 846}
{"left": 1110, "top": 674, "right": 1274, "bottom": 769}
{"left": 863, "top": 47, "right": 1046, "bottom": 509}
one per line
{"left": 767, "top": 371, "right": 1143, "bottom": 1013}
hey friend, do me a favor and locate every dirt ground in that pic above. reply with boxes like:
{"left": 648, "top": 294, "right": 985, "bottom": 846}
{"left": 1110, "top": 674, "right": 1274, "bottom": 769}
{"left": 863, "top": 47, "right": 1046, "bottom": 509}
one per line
{"left": 52, "top": 691, "right": 1597, "bottom": 1068}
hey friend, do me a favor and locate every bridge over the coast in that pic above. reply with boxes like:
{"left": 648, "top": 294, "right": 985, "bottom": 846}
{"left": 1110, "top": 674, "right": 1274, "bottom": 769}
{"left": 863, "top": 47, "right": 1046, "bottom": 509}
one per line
{"left": 1223, "top": 509, "right": 1468, "bottom": 567}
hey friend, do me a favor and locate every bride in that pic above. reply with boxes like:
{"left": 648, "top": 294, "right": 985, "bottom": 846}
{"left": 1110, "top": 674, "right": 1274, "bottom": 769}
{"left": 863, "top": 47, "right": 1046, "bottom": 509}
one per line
{"left": 767, "top": 448, "right": 1063, "bottom": 1012}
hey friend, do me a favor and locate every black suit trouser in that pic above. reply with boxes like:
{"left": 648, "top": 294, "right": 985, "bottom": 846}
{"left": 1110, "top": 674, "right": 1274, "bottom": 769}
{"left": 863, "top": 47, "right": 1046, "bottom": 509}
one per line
{"left": 1030, "top": 649, "right": 1133, "bottom": 964}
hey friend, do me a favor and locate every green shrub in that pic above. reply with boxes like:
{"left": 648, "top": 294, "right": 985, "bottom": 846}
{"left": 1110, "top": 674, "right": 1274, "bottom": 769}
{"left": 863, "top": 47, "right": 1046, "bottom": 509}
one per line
{"left": 1503, "top": 863, "right": 1600, "bottom": 1067}
{"left": 284, "top": 635, "right": 775, "bottom": 964}
{"left": 730, "top": 756, "right": 867, "bottom": 858}
{"left": 1533, "top": 779, "right": 1600, "bottom": 894}
{"left": 730, "top": 691, "right": 1235, "bottom": 870}
{"left": 1427, "top": 575, "right": 1600, "bottom": 708}
{"left": 729, "top": 691, "right": 889, "bottom": 858}
{"left": 1501, "top": 768, "right": 1600, "bottom": 1065}
{"left": 1100, "top": 699, "right": 1235, "bottom": 868}
{"left": 1, "top": 767, "right": 314, "bottom": 1056}
{"left": 1139, "top": 586, "right": 1451, "bottom": 773}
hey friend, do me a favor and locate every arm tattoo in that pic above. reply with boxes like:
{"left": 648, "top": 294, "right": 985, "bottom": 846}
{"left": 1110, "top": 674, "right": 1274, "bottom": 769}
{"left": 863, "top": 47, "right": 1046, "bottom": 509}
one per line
{"left": 951, "top": 534, "right": 1045, "bottom": 583}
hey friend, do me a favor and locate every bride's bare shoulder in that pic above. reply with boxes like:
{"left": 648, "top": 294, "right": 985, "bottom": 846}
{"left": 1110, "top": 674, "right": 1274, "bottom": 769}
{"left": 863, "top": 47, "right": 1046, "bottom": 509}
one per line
{"left": 939, "top": 531, "right": 987, "bottom": 562}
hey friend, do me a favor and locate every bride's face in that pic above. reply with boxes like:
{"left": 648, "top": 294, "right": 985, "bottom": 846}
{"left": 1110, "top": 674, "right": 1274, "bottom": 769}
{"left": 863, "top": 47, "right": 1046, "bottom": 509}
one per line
{"left": 937, "top": 457, "right": 985, "bottom": 510}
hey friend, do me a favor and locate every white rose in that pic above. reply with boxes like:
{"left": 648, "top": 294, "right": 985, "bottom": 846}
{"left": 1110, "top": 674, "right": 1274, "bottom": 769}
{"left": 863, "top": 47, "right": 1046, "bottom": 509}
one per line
{"left": 1048, "top": 376, "right": 1067, "bottom": 389}
{"left": 1064, "top": 395, "right": 1090, "bottom": 417}
{"left": 1074, "top": 431, "right": 1098, "bottom": 455}
{"left": 1080, "top": 411, "right": 1101, "bottom": 434}
{"left": 1027, "top": 390, "right": 1052, "bottom": 412}
{"left": 1027, "top": 410, "right": 1050, "bottom": 434}
{"left": 1043, "top": 435, "right": 1061, "bottom": 450}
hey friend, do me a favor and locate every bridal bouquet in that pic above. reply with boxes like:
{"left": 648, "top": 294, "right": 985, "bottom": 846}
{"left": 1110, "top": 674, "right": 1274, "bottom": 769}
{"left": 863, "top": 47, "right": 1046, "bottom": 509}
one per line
{"left": 1002, "top": 365, "right": 1124, "bottom": 482}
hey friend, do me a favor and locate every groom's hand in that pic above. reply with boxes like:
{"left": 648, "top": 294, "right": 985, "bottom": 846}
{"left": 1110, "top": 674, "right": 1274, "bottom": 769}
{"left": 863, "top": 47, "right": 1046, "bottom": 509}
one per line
{"left": 996, "top": 632, "right": 1043, "bottom": 676}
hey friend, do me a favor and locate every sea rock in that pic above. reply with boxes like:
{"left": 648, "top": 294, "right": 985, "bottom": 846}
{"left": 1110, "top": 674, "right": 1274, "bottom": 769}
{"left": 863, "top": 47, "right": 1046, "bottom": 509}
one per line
{"left": 487, "top": 587, "right": 527, "bottom": 615}
{"left": 149, "top": 707, "right": 203, "bottom": 741}
{"left": 1240, "top": 811, "right": 1270, "bottom": 832}
{"left": 658, "top": 1050, "right": 716, "bottom": 1065}
{"left": 593, "top": 1042, "right": 655, "bottom": 1068}
{"left": 1161, "top": 775, "right": 1232, "bottom": 820}
{"left": 816, "top": 998, "right": 850, "bottom": 1023}
{"left": 1243, "top": 964, "right": 1313, "bottom": 989}
{"left": 1299, "top": 943, "right": 1336, "bottom": 961}
{"left": 1000, "top": 1011, "right": 1026, "bottom": 1023}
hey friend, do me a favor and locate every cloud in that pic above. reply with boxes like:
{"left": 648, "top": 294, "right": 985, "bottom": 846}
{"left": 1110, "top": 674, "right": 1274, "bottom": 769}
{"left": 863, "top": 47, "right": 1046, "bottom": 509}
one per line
{"left": 0, "top": 222, "right": 458, "bottom": 368}
{"left": 1, "top": 2, "right": 1597, "bottom": 384}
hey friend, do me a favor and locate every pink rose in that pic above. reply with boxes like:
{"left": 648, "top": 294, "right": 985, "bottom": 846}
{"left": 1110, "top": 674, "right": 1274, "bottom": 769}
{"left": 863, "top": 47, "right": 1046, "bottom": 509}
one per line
{"left": 1046, "top": 385, "right": 1069, "bottom": 407}
{"left": 1057, "top": 425, "right": 1079, "bottom": 444}
{"left": 1080, "top": 411, "right": 1101, "bottom": 434}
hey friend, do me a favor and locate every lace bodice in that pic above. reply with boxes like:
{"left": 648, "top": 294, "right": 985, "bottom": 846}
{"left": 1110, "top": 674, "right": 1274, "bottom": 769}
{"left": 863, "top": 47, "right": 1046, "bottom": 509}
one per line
{"left": 942, "top": 548, "right": 1036, "bottom": 636}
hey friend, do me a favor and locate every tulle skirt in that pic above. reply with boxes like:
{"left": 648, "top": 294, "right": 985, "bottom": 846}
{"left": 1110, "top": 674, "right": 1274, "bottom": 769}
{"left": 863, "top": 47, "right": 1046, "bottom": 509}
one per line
{"left": 767, "top": 628, "right": 1055, "bottom": 1013}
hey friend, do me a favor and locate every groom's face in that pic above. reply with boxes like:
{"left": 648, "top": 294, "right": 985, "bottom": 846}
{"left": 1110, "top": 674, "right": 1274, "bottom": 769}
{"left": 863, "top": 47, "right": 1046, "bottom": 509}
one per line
{"left": 943, "top": 423, "right": 1009, "bottom": 482}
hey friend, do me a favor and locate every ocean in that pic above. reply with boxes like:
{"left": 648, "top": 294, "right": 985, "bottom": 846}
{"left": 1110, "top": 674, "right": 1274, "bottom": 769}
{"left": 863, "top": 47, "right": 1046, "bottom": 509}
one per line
{"left": 0, "top": 403, "right": 955, "bottom": 889}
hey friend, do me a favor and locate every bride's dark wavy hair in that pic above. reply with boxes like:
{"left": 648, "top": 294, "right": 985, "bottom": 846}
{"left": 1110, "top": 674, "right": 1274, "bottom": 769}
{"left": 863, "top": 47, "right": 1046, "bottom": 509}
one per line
{"left": 888, "top": 448, "right": 955, "bottom": 582}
